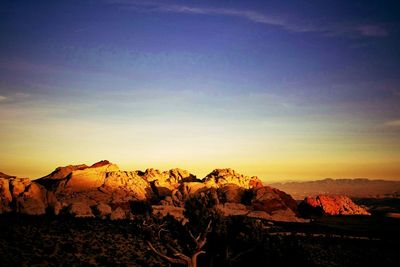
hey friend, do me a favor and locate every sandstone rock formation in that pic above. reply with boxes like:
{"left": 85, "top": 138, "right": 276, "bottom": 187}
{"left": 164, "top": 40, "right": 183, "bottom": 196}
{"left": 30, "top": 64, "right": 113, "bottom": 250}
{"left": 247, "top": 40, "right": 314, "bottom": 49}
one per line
{"left": 15, "top": 183, "right": 48, "bottom": 215}
{"left": 204, "top": 168, "right": 263, "bottom": 189}
{"left": 251, "top": 186, "right": 299, "bottom": 216}
{"left": 218, "top": 184, "right": 244, "bottom": 203}
{"left": 299, "top": 195, "right": 370, "bottom": 216}
{"left": 0, "top": 177, "right": 48, "bottom": 215}
{"left": 38, "top": 161, "right": 148, "bottom": 206}
{"left": 0, "top": 160, "right": 309, "bottom": 223}
{"left": 0, "top": 178, "right": 12, "bottom": 213}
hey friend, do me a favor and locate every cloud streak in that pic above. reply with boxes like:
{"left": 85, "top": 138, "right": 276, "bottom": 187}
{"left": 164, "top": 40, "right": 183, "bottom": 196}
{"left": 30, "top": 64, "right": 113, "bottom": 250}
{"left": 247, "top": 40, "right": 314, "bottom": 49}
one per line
{"left": 384, "top": 120, "right": 400, "bottom": 128}
{"left": 107, "top": 0, "right": 389, "bottom": 38}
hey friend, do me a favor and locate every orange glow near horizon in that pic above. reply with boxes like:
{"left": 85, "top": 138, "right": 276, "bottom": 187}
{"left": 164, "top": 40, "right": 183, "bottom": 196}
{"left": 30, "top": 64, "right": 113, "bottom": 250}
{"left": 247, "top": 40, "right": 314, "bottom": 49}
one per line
{"left": 1, "top": 113, "right": 399, "bottom": 182}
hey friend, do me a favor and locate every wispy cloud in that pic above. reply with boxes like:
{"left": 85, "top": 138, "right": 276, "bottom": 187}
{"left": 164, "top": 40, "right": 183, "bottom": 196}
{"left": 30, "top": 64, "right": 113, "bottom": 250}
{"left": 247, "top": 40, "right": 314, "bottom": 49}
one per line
{"left": 393, "top": 89, "right": 400, "bottom": 97}
{"left": 384, "top": 120, "right": 400, "bottom": 127}
{"left": 356, "top": 25, "right": 389, "bottom": 37}
{"left": 0, "top": 92, "right": 30, "bottom": 104}
{"left": 106, "top": 0, "right": 390, "bottom": 38}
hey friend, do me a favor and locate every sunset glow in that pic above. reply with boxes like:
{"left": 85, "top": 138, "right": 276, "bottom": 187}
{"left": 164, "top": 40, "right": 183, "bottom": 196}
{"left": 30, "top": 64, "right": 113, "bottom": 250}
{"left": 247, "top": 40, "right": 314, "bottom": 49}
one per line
{"left": 1, "top": 0, "right": 400, "bottom": 181}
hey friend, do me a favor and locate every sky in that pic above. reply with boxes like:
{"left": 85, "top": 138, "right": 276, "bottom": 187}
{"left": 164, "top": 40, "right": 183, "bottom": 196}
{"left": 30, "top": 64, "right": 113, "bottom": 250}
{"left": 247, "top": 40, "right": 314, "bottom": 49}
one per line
{"left": 1, "top": 0, "right": 400, "bottom": 182}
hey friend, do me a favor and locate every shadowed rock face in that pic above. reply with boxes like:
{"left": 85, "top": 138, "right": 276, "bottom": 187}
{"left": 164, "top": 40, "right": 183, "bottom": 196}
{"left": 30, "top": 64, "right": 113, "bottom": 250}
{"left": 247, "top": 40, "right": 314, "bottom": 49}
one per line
{"left": 0, "top": 177, "right": 48, "bottom": 215}
{"left": 0, "top": 178, "right": 12, "bottom": 213}
{"left": 299, "top": 195, "right": 370, "bottom": 216}
{"left": 251, "top": 186, "right": 299, "bottom": 216}
{"left": 0, "top": 160, "right": 307, "bottom": 222}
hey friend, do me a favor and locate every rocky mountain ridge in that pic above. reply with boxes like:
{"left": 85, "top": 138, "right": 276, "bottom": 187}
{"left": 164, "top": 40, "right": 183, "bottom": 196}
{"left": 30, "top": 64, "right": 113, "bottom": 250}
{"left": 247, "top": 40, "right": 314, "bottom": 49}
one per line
{"left": 0, "top": 161, "right": 371, "bottom": 222}
{"left": 271, "top": 178, "right": 400, "bottom": 199}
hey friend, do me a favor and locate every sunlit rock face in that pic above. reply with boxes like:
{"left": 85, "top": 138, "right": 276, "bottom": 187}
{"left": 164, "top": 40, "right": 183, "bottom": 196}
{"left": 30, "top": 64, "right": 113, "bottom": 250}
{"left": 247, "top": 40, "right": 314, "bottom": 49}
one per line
{"left": 203, "top": 168, "right": 263, "bottom": 189}
{"left": 39, "top": 161, "right": 150, "bottom": 206}
{"left": 143, "top": 168, "right": 198, "bottom": 189}
{"left": 299, "top": 195, "right": 370, "bottom": 216}
{"left": 37, "top": 162, "right": 198, "bottom": 207}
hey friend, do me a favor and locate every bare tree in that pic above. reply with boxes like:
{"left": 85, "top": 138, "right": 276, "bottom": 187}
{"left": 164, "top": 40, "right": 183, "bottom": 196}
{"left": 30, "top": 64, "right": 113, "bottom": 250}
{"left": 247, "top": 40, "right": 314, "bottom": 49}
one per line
{"left": 147, "top": 220, "right": 212, "bottom": 267}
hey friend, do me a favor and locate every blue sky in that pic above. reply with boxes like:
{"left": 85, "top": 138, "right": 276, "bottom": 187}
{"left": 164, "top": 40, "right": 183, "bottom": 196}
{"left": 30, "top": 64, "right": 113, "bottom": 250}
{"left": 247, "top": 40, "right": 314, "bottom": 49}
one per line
{"left": 1, "top": 0, "right": 400, "bottom": 180}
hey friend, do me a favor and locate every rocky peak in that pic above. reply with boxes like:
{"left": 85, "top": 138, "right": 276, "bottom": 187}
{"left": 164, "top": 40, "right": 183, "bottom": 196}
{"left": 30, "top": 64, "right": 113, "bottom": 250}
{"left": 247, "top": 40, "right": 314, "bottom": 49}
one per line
{"left": 40, "top": 164, "right": 89, "bottom": 180}
{"left": 38, "top": 160, "right": 119, "bottom": 181}
{"left": 90, "top": 160, "right": 112, "bottom": 168}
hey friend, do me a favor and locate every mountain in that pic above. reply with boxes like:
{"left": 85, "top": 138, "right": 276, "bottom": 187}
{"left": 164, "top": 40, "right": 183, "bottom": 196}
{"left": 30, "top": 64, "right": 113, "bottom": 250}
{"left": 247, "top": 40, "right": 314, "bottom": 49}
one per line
{"left": 0, "top": 161, "right": 305, "bottom": 222}
{"left": 271, "top": 178, "right": 400, "bottom": 199}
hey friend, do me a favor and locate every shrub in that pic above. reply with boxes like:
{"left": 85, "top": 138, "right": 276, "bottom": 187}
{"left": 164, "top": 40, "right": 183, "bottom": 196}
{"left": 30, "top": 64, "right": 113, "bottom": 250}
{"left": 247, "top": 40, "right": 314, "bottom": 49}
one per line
{"left": 129, "top": 200, "right": 153, "bottom": 216}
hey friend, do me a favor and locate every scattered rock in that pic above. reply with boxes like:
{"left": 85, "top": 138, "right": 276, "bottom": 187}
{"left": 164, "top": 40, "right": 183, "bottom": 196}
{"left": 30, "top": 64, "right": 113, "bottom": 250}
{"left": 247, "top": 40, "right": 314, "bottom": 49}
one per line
{"left": 68, "top": 202, "right": 94, "bottom": 218}
{"left": 216, "top": 203, "right": 249, "bottom": 216}
{"left": 152, "top": 205, "right": 186, "bottom": 223}
{"left": 93, "top": 202, "right": 112, "bottom": 218}
{"left": 110, "top": 207, "right": 126, "bottom": 220}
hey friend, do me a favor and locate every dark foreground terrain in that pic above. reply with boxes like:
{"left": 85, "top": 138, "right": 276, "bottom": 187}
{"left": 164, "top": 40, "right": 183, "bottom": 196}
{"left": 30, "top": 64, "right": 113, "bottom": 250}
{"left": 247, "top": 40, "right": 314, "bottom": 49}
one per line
{"left": 0, "top": 212, "right": 399, "bottom": 267}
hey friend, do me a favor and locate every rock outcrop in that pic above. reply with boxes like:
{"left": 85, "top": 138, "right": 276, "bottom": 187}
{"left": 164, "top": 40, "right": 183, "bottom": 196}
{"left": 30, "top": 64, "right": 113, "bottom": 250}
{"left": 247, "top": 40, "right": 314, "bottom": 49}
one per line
{"left": 0, "top": 177, "right": 48, "bottom": 215}
{"left": 299, "top": 195, "right": 370, "bottom": 216}
{"left": 38, "top": 161, "right": 149, "bottom": 206}
{"left": 0, "top": 161, "right": 308, "bottom": 223}
{"left": 15, "top": 183, "right": 48, "bottom": 215}
{"left": 251, "top": 186, "right": 299, "bottom": 216}
{"left": 204, "top": 168, "right": 263, "bottom": 189}
{"left": 0, "top": 178, "right": 12, "bottom": 213}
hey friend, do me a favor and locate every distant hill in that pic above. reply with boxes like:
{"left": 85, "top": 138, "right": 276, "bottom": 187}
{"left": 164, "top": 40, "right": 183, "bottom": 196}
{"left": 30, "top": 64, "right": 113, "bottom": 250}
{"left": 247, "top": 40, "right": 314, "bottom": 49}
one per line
{"left": 270, "top": 178, "right": 400, "bottom": 200}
